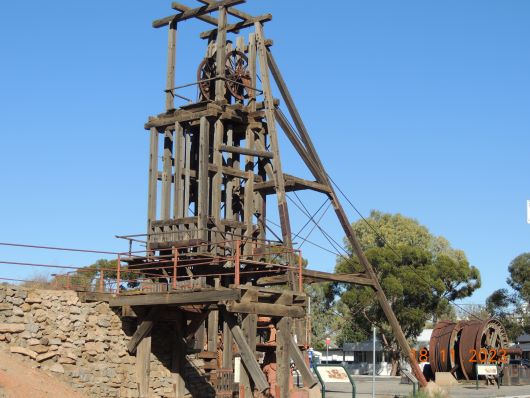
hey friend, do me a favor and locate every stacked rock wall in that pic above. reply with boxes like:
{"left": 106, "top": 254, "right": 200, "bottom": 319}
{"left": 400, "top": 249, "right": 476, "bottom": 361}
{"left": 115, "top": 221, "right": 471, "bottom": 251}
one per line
{"left": 0, "top": 285, "right": 179, "bottom": 397}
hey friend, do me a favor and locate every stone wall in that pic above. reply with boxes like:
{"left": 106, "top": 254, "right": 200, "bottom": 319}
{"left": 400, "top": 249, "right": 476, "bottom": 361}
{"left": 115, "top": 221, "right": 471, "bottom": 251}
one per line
{"left": 0, "top": 285, "right": 179, "bottom": 397}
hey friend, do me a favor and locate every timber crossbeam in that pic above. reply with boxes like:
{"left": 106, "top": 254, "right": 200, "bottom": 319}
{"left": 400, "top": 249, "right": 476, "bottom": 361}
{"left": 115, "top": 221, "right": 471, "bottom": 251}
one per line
{"left": 153, "top": 0, "right": 245, "bottom": 28}
{"left": 108, "top": 288, "right": 241, "bottom": 307}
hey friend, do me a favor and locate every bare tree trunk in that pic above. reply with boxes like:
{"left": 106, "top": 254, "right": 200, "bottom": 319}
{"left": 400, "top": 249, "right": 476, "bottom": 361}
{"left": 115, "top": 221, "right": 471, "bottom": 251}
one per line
{"left": 390, "top": 351, "right": 400, "bottom": 376}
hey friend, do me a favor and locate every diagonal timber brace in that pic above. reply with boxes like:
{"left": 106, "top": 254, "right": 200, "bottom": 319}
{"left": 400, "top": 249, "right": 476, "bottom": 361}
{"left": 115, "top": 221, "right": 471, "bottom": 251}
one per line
{"left": 223, "top": 310, "right": 269, "bottom": 392}
{"left": 267, "top": 47, "right": 429, "bottom": 388}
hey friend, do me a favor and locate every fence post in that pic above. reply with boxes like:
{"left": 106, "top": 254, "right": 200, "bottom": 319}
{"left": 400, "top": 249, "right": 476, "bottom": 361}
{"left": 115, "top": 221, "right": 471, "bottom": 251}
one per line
{"left": 116, "top": 254, "right": 121, "bottom": 295}
{"left": 235, "top": 239, "right": 240, "bottom": 286}
{"left": 298, "top": 250, "right": 303, "bottom": 291}
{"left": 172, "top": 247, "right": 177, "bottom": 290}
{"left": 66, "top": 274, "right": 71, "bottom": 290}
{"left": 99, "top": 270, "right": 104, "bottom": 293}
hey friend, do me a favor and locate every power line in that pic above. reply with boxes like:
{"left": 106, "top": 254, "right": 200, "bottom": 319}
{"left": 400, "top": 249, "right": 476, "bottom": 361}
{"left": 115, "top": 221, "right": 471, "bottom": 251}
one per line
{"left": 277, "top": 107, "right": 483, "bottom": 321}
{"left": 292, "top": 198, "right": 329, "bottom": 242}
{"left": 298, "top": 201, "right": 332, "bottom": 250}
{"left": 287, "top": 193, "right": 347, "bottom": 257}
{"left": 265, "top": 217, "right": 342, "bottom": 258}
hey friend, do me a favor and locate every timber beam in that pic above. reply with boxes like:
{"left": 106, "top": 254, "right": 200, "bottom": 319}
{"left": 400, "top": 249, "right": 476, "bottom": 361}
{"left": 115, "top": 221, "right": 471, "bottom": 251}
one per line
{"left": 109, "top": 288, "right": 240, "bottom": 307}
{"left": 127, "top": 307, "right": 159, "bottom": 354}
{"left": 224, "top": 300, "right": 305, "bottom": 318}
{"left": 234, "top": 284, "right": 306, "bottom": 304}
{"left": 288, "top": 334, "right": 318, "bottom": 388}
{"left": 170, "top": 2, "right": 219, "bottom": 27}
{"left": 254, "top": 174, "right": 331, "bottom": 195}
{"left": 200, "top": 14, "right": 272, "bottom": 39}
{"left": 144, "top": 101, "right": 278, "bottom": 130}
{"left": 78, "top": 292, "right": 111, "bottom": 303}
{"left": 153, "top": 0, "right": 245, "bottom": 28}
{"left": 256, "top": 269, "right": 376, "bottom": 287}
{"left": 198, "top": 0, "right": 252, "bottom": 20}
{"left": 220, "top": 144, "right": 274, "bottom": 159}
{"left": 224, "top": 311, "right": 269, "bottom": 392}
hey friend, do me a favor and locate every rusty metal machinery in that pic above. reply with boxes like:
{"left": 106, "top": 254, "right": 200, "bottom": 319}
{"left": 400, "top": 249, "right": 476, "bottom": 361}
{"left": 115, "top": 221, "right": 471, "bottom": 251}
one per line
{"left": 197, "top": 50, "right": 251, "bottom": 101}
{"left": 429, "top": 318, "right": 509, "bottom": 380}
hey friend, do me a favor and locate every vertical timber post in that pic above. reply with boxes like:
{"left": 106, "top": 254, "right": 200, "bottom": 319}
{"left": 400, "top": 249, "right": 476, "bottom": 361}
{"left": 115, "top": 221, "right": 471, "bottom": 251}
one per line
{"left": 173, "top": 122, "right": 185, "bottom": 221}
{"left": 222, "top": 319, "right": 233, "bottom": 368}
{"left": 137, "top": 321, "right": 152, "bottom": 398}
{"left": 254, "top": 22, "right": 296, "bottom": 288}
{"left": 147, "top": 128, "right": 159, "bottom": 248}
{"left": 166, "top": 22, "right": 177, "bottom": 111}
{"left": 240, "top": 289, "right": 257, "bottom": 398}
{"left": 172, "top": 311, "right": 186, "bottom": 398}
{"left": 162, "top": 128, "right": 174, "bottom": 220}
{"left": 198, "top": 116, "right": 210, "bottom": 246}
{"left": 215, "top": 6, "right": 227, "bottom": 102}
{"left": 276, "top": 317, "right": 292, "bottom": 398}
{"left": 208, "top": 279, "right": 220, "bottom": 352}
{"left": 172, "top": 247, "right": 177, "bottom": 290}
{"left": 212, "top": 118, "right": 224, "bottom": 249}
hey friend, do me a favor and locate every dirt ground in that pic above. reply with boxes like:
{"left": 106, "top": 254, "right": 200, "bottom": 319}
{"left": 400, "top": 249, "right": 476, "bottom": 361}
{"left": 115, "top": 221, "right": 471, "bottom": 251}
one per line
{"left": 0, "top": 349, "right": 85, "bottom": 398}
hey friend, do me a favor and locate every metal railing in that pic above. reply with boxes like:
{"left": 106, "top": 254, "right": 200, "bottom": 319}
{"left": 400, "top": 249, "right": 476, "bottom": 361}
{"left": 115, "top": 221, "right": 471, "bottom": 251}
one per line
{"left": 0, "top": 238, "right": 304, "bottom": 295}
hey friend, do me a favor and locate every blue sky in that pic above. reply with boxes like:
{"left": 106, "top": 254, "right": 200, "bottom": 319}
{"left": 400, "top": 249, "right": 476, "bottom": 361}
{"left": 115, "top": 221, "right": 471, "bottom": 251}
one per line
{"left": 0, "top": 1, "right": 528, "bottom": 304}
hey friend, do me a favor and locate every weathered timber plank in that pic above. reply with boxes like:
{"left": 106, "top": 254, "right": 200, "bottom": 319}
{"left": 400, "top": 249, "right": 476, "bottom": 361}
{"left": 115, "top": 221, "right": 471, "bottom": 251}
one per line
{"left": 109, "top": 289, "right": 240, "bottom": 307}
{"left": 172, "top": 312, "right": 186, "bottom": 398}
{"left": 235, "top": 284, "right": 306, "bottom": 300}
{"left": 254, "top": 174, "right": 330, "bottom": 195}
{"left": 147, "top": 128, "right": 159, "bottom": 244}
{"left": 171, "top": 2, "right": 218, "bottom": 26}
{"left": 184, "top": 130, "right": 191, "bottom": 216}
{"left": 241, "top": 310, "right": 257, "bottom": 396}
{"left": 214, "top": 6, "right": 227, "bottom": 101}
{"left": 78, "top": 292, "right": 111, "bottom": 303}
{"left": 200, "top": 14, "right": 272, "bottom": 38}
{"left": 136, "top": 329, "right": 151, "bottom": 397}
{"left": 145, "top": 109, "right": 220, "bottom": 129}
{"left": 151, "top": 216, "right": 198, "bottom": 227}
{"left": 153, "top": 0, "right": 244, "bottom": 28}
{"left": 185, "top": 310, "right": 210, "bottom": 342}
{"left": 212, "top": 120, "right": 223, "bottom": 223}
{"left": 266, "top": 49, "right": 324, "bottom": 176}
{"left": 198, "top": 116, "right": 210, "bottom": 244}
{"left": 222, "top": 320, "right": 233, "bottom": 368}
{"left": 221, "top": 166, "right": 248, "bottom": 179}
{"left": 173, "top": 123, "right": 185, "bottom": 218}
{"left": 256, "top": 269, "right": 376, "bottom": 287}
{"left": 288, "top": 336, "right": 318, "bottom": 387}
{"left": 128, "top": 319, "right": 154, "bottom": 354}
{"left": 275, "top": 108, "right": 326, "bottom": 183}
{"left": 207, "top": 280, "right": 220, "bottom": 352}
{"left": 255, "top": 22, "right": 295, "bottom": 290}
{"left": 165, "top": 23, "right": 177, "bottom": 111}
{"left": 220, "top": 144, "right": 273, "bottom": 159}
{"left": 198, "top": 0, "right": 252, "bottom": 20}
{"left": 161, "top": 129, "right": 173, "bottom": 219}
{"left": 224, "top": 311, "right": 269, "bottom": 392}
{"left": 276, "top": 317, "right": 291, "bottom": 398}
{"left": 224, "top": 301, "right": 305, "bottom": 318}
{"left": 128, "top": 307, "right": 160, "bottom": 354}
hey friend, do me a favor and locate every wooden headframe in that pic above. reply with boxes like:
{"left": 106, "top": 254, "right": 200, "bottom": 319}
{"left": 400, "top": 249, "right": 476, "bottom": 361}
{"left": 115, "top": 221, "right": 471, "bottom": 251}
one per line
{"left": 145, "top": 0, "right": 429, "bottom": 389}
